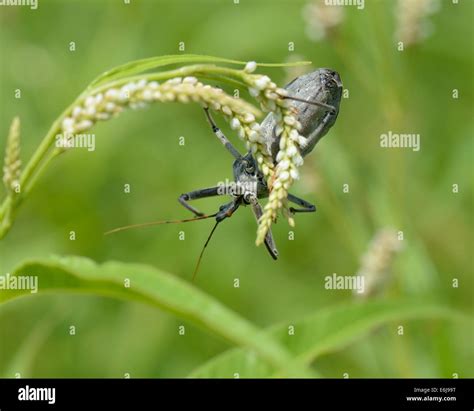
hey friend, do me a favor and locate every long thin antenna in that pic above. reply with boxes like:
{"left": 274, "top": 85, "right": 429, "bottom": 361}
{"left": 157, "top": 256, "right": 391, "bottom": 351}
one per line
{"left": 104, "top": 213, "right": 218, "bottom": 235}
{"left": 278, "top": 93, "right": 336, "bottom": 114}
{"left": 192, "top": 221, "right": 220, "bottom": 282}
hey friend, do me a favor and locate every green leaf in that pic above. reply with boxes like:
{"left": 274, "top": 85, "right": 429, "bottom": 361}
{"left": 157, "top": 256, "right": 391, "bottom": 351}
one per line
{"left": 89, "top": 54, "right": 311, "bottom": 88}
{"left": 1, "top": 256, "right": 304, "bottom": 373}
{"left": 89, "top": 54, "right": 244, "bottom": 88}
{"left": 190, "top": 300, "right": 469, "bottom": 378}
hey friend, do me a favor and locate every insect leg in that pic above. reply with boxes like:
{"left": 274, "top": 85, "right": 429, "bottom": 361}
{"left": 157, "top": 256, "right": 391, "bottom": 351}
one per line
{"left": 203, "top": 107, "right": 242, "bottom": 159}
{"left": 287, "top": 193, "right": 316, "bottom": 213}
{"left": 248, "top": 195, "right": 278, "bottom": 260}
{"left": 215, "top": 197, "right": 242, "bottom": 222}
{"left": 179, "top": 186, "right": 224, "bottom": 217}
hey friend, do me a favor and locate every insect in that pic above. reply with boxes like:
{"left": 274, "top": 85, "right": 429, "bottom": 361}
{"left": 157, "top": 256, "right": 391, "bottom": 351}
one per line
{"left": 106, "top": 68, "right": 343, "bottom": 278}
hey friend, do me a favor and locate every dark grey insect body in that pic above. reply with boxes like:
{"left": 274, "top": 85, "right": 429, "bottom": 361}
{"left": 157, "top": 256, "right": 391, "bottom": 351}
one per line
{"left": 178, "top": 68, "right": 343, "bottom": 261}
{"left": 262, "top": 68, "right": 343, "bottom": 159}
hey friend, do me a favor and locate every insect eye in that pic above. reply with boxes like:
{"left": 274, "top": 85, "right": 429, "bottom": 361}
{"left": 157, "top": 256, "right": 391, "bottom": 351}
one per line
{"left": 246, "top": 165, "right": 255, "bottom": 174}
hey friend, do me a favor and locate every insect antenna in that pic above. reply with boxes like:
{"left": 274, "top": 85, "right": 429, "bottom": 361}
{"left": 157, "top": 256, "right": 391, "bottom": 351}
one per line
{"left": 104, "top": 213, "right": 218, "bottom": 235}
{"left": 278, "top": 93, "right": 336, "bottom": 114}
{"left": 192, "top": 221, "right": 220, "bottom": 282}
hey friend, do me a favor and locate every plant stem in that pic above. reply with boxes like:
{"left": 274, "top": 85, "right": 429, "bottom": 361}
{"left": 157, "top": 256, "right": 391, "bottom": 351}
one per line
{"left": 0, "top": 64, "right": 257, "bottom": 240}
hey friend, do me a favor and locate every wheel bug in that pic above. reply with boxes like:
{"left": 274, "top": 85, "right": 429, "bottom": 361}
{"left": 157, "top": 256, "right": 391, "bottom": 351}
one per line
{"left": 106, "top": 68, "right": 343, "bottom": 279}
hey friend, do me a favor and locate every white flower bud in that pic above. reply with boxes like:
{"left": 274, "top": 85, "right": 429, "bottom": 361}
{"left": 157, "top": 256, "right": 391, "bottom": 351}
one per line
{"left": 118, "top": 90, "right": 129, "bottom": 103}
{"left": 183, "top": 76, "right": 198, "bottom": 84}
{"left": 94, "top": 94, "right": 104, "bottom": 105}
{"left": 277, "top": 187, "right": 287, "bottom": 198}
{"left": 164, "top": 92, "right": 175, "bottom": 101}
{"left": 105, "top": 88, "right": 119, "bottom": 100}
{"left": 77, "top": 119, "right": 93, "bottom": 131}
{"left": 264, "top": 90, "right": 278, "bottom": 100}
{"left": 243, "top": 113, "right": 256, "bottom": 123}
{"left": 136, "top": 79, "right": 147, "bottom": 89}
{"left": 230, "top": 118, "right": 241, "bottom": 130}
{"left": 249, "top": 87, "right": 260, "bottom": 97}
{"left": 289, "top": 129, "right": 300, "bottom": 141}
{"left": 294, "top": 155, "right": 304, "bottom": 167}
{"left": 279, "top": 137, "right": 286, "bottom": 150}
{"left": 298, "top": 135, "right": 307, "bottom": 146}
{"left": 167, "top": 77, "right": 182, "bottom": 85}
{"left": 210, "top": 101, "right": 221, "bottom": 111}
{"left": 250, "top": 122, "right": 261, "bottom": 132}
{"left": 142, "top": 89, "right": 153, "bottom": 101}
{"left": 85, "top": 96, "right": 95, "bottom": 107}
{"left": 290, "top": 168, "right": 299, "bottom": 180}
{"left": 279, "top": 160, "right": 290, "bottom": 171}
{"left": 254, "top": 75, "right": 270, "bottom": 90}
{"left": 248, "top": 130, "right": 259, "bottom": 143}
{"left": 72, "top": 107, "right": 82, "bottom": 118}
{"left": 178, "top": 94, "right": 190, "bottom": 103}
{"left": 275, "top": 125, "right": 284, "bottom": 137}
{"left": 284, "top": 115, "right": 296, "bottom": 126}
{"left": 123, "top": 82, "right": 137, "bottom": 94}
{"left": 287, "top": 145, "right": 298, "bottom": 157}
{"left": 62, "top": 117, "right": 75, "bottom": 131}
{"left": 244, "top": 61, "right": 257, "bottom": 73}
{"left": 85, "top": 106, "right": 96, "bottom": 117}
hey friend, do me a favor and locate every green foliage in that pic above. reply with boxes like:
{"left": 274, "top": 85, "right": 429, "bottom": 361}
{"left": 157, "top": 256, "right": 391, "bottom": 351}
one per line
{"left": 2, "top": 256, "right": 467, "bottom": 378}
{"left": 4, "top": 256, "right": 301, "bottom": 373}
{"left": 89, "top": 54, "right": 310, "bottom": 88}
{"left": 191, "top": 301, "right": 468, "bottom": 378}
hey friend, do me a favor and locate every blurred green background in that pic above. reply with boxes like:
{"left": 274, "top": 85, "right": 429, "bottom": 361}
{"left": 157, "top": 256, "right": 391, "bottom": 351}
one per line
{"left": 0, "top": 0, "right": 472, "bottom": 377}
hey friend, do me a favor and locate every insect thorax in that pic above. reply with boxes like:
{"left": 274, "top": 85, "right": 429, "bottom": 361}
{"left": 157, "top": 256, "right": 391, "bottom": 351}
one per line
{"left": 232, "top": 153, "right": 269, "bottom": 201}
